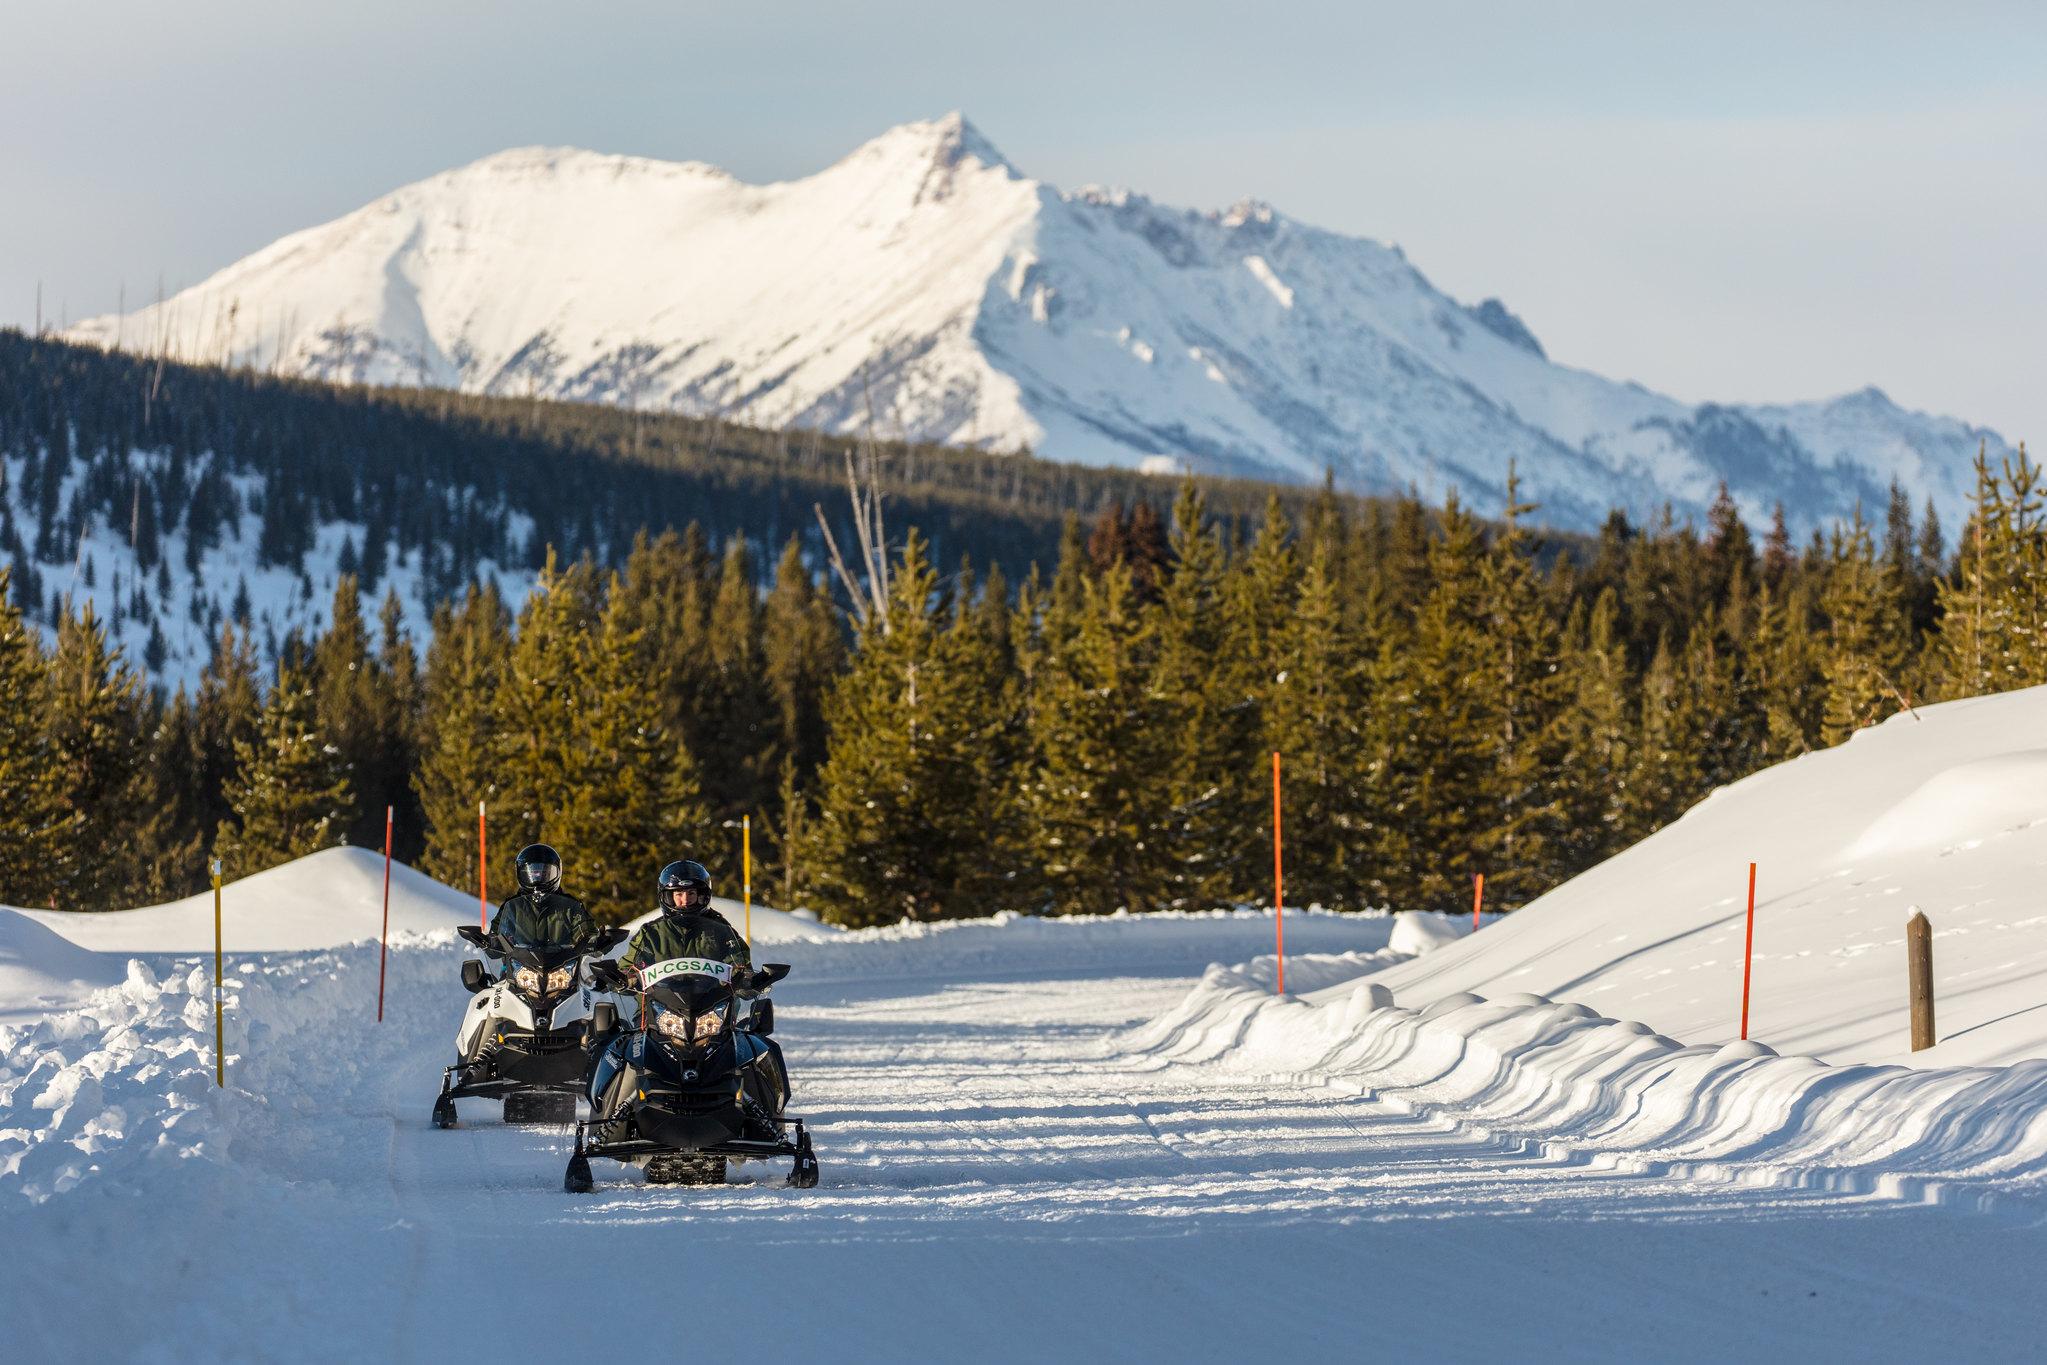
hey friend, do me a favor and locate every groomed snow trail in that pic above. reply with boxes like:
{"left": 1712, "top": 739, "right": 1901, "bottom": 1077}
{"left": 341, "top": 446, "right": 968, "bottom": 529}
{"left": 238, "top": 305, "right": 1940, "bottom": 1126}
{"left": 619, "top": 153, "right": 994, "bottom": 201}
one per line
{"left": 10, "top": 922, "right": 2047, "bottom": 1363}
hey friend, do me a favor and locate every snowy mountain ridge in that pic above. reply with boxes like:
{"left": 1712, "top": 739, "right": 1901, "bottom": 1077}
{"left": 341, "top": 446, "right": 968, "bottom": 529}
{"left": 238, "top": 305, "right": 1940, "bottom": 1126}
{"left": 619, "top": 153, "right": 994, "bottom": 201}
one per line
{"left": 67, "top": 114, "right": 2013, "bottom": 534}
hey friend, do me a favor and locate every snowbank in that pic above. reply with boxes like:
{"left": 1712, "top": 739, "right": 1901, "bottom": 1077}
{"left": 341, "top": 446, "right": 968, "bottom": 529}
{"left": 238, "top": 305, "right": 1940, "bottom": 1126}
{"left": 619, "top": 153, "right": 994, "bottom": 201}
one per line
{"left": 14, "top": 848, "right": 476, "bottom": 953}
{"left": 1138, "top": 966, "right": 2047, "bottom": 1218}
{"left": 764, "top": 906, "right": 1400, "bottom": 984}
{"left": 0, "top": 911, "right": 126, "bottom": 1023}
{"left": 0, "top": 938, "right": 456, "bottom": 1205}
{"left": 625, "top": 896, "right": 842, "bottom": 945}
{"left": 1370, "top": 686, "right": 2047, "bottom": 1067}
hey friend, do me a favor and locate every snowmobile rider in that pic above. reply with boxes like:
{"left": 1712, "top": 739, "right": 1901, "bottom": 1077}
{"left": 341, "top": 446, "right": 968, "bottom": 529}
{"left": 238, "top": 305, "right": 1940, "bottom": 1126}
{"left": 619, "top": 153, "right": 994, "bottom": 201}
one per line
{"left": 490, "top": 844, "right": 595, "bottom": 968}
{"left": 620, "top": 860, "right": 752, "bottom": 977}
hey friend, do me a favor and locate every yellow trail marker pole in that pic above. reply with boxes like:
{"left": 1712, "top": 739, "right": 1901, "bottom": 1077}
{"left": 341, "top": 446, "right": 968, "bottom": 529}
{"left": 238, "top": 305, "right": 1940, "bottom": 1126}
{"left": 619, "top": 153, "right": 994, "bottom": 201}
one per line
{"left": 211, "top": 857, "right": 225, "bottom": 1088}
{"left": 743, "top": 815, "right": 752, "bottom": 945}
{"left": 478, "top": 801, "right": 488, "bottom": 930}
{"left": 1272, "top": 752, "right": 1284, "bottom": 996}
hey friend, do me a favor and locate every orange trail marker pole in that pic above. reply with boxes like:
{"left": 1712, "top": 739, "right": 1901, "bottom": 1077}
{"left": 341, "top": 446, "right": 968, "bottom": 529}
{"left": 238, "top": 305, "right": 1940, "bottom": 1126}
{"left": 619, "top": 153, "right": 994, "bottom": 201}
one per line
{"left": 1272, "top": 751, "right": 1285, "bottom": 996}
{"left": 377, "top": 806, "right": 393, "bottom": 1023}
{"left": 1740, "top": 862, "right": 1757, "bottom": 1041}
{"left": 478, "top": 801, "right": 488, "bottom": 931}
{"left": 1472, "top": 872, "right": 1485, "bottom": 931}
{"left": 743, "top": 815, "right": 752, "bottom": 945}
{"left": 211, "top": 857, "right": 225, "bottom": 1087}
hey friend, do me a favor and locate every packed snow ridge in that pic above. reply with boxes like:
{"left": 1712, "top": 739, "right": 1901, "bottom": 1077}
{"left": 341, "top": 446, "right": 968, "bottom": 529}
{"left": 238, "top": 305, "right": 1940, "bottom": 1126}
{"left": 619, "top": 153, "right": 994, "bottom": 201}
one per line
{"left": 68, "top": 114, "right": 2011, "bottom": 534}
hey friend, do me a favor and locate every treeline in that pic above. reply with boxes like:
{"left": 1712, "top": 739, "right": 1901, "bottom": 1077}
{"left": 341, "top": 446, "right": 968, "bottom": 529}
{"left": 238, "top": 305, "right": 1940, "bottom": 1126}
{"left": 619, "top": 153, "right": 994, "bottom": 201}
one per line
{"left": 0, "top": 331, "right": 1382, "bottom": 628}
{"left": 0, "top": 524, "right": 841, "bottom": 915}
{"left": 5, "top": 443, "right": 2040, "bottom": 923}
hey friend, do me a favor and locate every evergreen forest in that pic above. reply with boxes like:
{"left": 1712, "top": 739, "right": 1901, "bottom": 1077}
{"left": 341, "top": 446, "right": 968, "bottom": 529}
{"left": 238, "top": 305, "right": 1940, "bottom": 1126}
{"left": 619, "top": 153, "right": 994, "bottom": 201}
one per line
{"left": 1, "top": 331, "right": 2040, "bottom": 926}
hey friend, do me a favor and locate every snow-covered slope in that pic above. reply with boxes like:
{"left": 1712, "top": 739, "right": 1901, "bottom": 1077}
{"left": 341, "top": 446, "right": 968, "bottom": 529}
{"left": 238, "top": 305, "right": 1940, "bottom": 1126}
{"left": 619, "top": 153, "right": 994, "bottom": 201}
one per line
{"left": 1368, "top": 684, "right": 2047, "bottom": 1068}
{"left": 67, "top": 115, "right": 2012, "bottom": 534}
{"left": 11, "top": 847, "right": 477, "bottom": 954}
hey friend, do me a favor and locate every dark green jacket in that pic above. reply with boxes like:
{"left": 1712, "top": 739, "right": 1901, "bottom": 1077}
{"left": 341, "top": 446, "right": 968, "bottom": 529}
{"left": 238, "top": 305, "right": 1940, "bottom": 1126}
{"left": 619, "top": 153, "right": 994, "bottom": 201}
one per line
{"left": 623, "top": 909, "right": 752, "bottom": 975}
{"left": 490, "top": 890, "right": 595, "bottom": 953}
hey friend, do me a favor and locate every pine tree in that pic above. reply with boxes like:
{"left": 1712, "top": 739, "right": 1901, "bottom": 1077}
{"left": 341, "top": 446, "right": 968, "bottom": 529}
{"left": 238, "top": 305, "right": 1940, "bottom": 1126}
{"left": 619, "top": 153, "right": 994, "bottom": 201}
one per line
{"left": 313, "top": 575, "right": 423, "bottom": 850}
{"left": 129, "top": 689, "right": 211, "bottom": 903}
{"left": 194, "top": 624, "right": 265, "bottom": 847}
{"left": 1928, "top": 445, "right": 2047, "bottom": 699}
{"left": 377, "top": 588, "right": 425, "bottom": 858}
{"left": 214, "top": 665, "right": 355, "bottom": 877}
{"left": 762, "top": 535, "right": 843, "bottom": 785}
{"left": 415, "top": 583, "right": 511, "bottom": 891}
{"left": 1149, "top": 481, "right": 1250, "bottom": 904}
{"left": 1820, "top": 509, "right": 1908, "bottom": 742}
{"left": 1024, "top": 560, "right": 1176, "bottom": 913}
{"left": 1552, "top": 590, "right": 1634, "bottom": 869}
{"left": 1265, "top": 538, "right": 1368, "bottom": 907}
{"left": 46, "top": 603, "right": 146, "bottom": 908}
{"left": 556, "top": 578, "right": 706, "bottom": 921}
{"left": 1752, "top": 575, "right": 1827, "bottom": 759}
{"left": 1625, "top": 634, "right": 1704, "bottom": 840}
{"left": 805, "top": 533, "right": 1018, "bottom": 924}
{"left": 1366, "top": 493, "right": 1491, "bottom": 909}
{"left": 490, "top": 551, "right": 591, "bottom": 894}
{"left": 693, "top": 535, "right": 775, "bottom": 869}
{"left": 0, "top": 567, "right": 58, "bottom": 902}
{"left": 1476, "top": 467, "right": 1567, "bottom": 902}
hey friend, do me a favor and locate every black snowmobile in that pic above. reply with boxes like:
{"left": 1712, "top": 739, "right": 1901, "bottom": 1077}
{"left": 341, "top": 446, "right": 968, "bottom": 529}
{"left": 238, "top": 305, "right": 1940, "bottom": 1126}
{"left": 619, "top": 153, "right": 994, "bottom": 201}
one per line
{"left": 564, "top": 955, "right": 819, "bottom": 1190}
{"left": 433, "top": 924, "right": 632, "bottom": 1128}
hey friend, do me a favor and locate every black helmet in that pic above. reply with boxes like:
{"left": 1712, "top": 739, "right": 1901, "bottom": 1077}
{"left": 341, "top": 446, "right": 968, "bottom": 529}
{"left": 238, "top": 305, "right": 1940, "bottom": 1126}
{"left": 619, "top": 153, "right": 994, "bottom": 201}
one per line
{"left": 516, "top": 844, "right": 563, "bottom": 896}
{"left": 657, "top": 860, "right": 713, "bottom": 913}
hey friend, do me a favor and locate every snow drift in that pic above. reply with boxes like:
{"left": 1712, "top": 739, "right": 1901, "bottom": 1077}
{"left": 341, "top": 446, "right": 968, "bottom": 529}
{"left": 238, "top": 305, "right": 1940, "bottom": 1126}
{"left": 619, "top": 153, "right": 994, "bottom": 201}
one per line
{"left": 67, "top": 114, "right": 2010, "bottom": 534}
{"left": 1365, "top": 684, "right": 2047, "bottom": 1069}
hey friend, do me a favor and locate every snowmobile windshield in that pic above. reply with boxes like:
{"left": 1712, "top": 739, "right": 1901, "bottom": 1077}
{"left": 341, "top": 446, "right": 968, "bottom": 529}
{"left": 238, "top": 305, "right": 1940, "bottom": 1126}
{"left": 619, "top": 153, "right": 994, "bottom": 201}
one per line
{"left": 496, "top": 939, "right": 586, "bottom": 972}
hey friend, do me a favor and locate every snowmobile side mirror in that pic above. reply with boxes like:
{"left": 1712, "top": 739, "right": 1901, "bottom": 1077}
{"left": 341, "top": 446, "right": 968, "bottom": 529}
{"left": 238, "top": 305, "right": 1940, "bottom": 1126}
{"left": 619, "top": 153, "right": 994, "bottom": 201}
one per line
{"left": 757, "top": 963, "right": 792, "bottom": 987}
{"left": 591, "top": 1003, "right": 617, "bottom": 1036}
{"left": 461, "top": 959, "right": 490, "bottom": 994}
{"left": 590, "top": 926, "right": 630, "bottom": 952}
{"left": 745, "top": 1000, "right": 774, "bottom": 1036}
{"left": 457, "top": 926, "right": 487, "bottom": 947}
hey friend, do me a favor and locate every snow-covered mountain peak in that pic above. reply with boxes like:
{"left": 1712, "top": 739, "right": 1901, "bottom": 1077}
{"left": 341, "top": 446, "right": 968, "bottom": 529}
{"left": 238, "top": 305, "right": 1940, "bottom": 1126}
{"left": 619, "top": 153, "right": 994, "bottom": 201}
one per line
{"left": 1217, "top": 197, "right": 1276, "bottom": 228}
{"left": 67, "top": 113, "right": 2014, "bottom": 532}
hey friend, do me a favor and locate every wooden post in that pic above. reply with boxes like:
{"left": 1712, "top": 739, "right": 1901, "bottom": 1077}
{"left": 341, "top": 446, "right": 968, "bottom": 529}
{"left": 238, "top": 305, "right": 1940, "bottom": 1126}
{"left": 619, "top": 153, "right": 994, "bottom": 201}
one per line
{"left": 1272, "top": 751, "right": 1284, "bottom": 996}
{"left": 1907, "top": 909, "right": 1936, "bottom": 1052}
{"left": 1740, "top": 862, "right": 1757, "bottom": 1041}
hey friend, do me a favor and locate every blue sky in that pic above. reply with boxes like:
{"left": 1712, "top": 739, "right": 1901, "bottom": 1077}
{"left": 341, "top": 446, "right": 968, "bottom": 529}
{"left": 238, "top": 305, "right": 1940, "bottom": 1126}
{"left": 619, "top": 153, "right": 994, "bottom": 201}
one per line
{"left": 7, "top": 0, "right": 2042, "bottom": 443}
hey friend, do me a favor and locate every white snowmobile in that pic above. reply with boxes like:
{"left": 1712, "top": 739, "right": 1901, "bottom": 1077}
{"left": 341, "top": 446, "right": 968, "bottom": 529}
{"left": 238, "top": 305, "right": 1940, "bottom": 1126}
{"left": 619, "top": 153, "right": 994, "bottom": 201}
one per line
{"left": 433, "top": 923, "right": 631, "bottom": 1127}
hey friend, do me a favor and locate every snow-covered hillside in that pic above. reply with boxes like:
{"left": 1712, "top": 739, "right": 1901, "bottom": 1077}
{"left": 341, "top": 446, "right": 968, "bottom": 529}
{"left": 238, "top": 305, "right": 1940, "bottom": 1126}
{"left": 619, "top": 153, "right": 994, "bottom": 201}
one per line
{"left": 1367, "top": 682, "right": 2047, "bottom": 1068}
{"left": 1, "top": 438, "right": 540, "bottom": 692}
{"left": 68, "top": 114, "right": 2013, "bottom": 533}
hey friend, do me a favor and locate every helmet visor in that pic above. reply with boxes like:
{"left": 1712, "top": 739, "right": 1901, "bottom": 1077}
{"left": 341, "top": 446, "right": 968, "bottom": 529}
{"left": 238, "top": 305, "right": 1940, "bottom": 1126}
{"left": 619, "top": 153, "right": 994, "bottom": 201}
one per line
{"left": 517, "top": 857, "right": 561, "bottom": 889}
{"left": 662, "top": 884, "right": 710, "bottom": 912}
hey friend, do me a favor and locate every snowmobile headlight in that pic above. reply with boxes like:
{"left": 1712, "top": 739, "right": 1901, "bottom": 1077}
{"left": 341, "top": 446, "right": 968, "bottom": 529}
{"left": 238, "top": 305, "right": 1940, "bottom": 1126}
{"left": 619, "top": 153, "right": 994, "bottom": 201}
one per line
{"left": 694, "top": 1004, "right": 730, "bottom": 1040}
{"left": 655, "top": 1009, "right": 693, "bottom": 1042}
{"left": 545, "top": 966, "right": 576, "bottom": 993}
{"left": 511, "top": 967, "right": 543, "bottom": 995}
